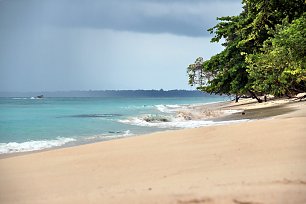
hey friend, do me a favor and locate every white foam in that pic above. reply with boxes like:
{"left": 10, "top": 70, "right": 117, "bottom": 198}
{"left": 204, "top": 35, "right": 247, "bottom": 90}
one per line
{"left": 30, "top": 97, "right": 43, "bottom": 100}
{"left": 155, "top": 105, "right": 170, "bottom": 113}
{"left": 122, "top": 105, "right": 154, "bottom": 110}
{"left": 223, "top": 110, "right": 243, "bottom": 114}
{"left": 123, "top": 130, "right": 132, "bottom": 136}
{"left": 154, "top": 102, "right": 223, "bottom": 113}
{"left": 166, "top": 104, "right": 181, "bottom": 108}
{"left": 119, "top": 117, "right": 249, "bottom": 129}
{"left": 101, "top": 131, "right": 134, "bottom": 140}
{"left": 155, "top": 104, "right": 186, "bottom": 113}
{"left": 0, "top": 137, "right": 76, "bottom": 154}
{"left": 12, "top": 97, "right": 28, "bottom": 100}
{"left": 84, "top": 130, "right": 133, "bottom": 141}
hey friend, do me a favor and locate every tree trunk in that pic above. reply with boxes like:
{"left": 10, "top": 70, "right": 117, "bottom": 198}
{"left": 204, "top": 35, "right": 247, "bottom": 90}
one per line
{"left": 235, "top": 94, "right": 240, "bottom": 103}
{"left": 285, "top": 93, "right": 293, "bottom": 98}
{"left": 248, "top": 90, "right": 263, "bottom": 103}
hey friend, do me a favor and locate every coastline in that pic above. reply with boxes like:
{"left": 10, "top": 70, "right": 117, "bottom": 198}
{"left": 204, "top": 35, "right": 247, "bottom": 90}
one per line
{"left": 0, "top": 98, "right": 301, "bottom": 158}
{"left": 0, "top": 97, "right": 228, "bottom": 156}
{"left": 0, "top": 98, "right": 305, "bottom": 203}
{"left": 0, "top": 98, "right": 284, "bottom": 158}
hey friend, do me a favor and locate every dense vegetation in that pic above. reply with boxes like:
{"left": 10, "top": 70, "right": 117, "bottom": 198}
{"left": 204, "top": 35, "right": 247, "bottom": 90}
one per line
{"left": 188, "top": 0, "right": 306, "bottom": 102}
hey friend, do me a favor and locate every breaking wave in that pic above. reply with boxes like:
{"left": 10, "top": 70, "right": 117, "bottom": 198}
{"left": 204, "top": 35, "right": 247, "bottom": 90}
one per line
{"left": 0, "top": 137, "right": 76, "bottom": 154}
{"left": 83, "top": 130, "right": 133, "bottom": 141}
{"left": 118, "top": 102, "right": 248, "bottom": 129}
{"left": 155, "top": 104, "right": 186, "bottom": 113}
{"left": 118, "top": 116, "right": 248, "bottom": 129}
{"left": 0, "top": 130, "right": 133, "bottom": 154}
{"left": 12, "top": 97, "right": 28, "bottom": 100}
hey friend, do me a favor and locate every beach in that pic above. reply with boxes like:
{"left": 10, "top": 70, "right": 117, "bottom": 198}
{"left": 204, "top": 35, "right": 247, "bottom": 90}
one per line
{"left": 0, "top": 99, "right": 305, "bottom": 204}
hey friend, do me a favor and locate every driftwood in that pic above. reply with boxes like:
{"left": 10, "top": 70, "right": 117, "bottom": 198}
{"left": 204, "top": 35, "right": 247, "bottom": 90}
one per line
{"left": 293, "top": 95, "right": 306, "bottom": 101}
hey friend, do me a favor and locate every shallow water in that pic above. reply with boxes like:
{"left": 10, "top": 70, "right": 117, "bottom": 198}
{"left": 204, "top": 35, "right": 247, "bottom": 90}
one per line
{"left": 0, "top": 96, "right": 229, "bottom": 154}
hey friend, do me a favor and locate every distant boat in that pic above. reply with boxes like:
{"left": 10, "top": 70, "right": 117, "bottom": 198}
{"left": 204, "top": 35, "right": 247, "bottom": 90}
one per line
{"left": 36, "top": 95, "right": 44, "bottom": 99}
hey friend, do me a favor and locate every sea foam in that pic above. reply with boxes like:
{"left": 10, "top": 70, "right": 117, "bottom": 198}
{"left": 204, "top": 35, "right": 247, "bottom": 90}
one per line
{"left": 119, "top": 101, "right": 247, "bottom": 129}
{"left": 118, "top": 116, "right": 248, "bottom": 129}
{"left": 0, "top": 137, "right": 76, "bottom": 154}
{"left": 155, "top": 104, "right": 186, "bottom": 113}
{"left": 12, "top": 97, "right": 28, "bottom": 100}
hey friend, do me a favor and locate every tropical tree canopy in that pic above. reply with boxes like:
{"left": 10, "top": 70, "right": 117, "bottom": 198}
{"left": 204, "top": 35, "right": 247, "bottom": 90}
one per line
{"left": 247, "top": 14, "right": 306, "bottom": 96}
{"left": 188, "top": 0, "right": 306, "bottom": 102}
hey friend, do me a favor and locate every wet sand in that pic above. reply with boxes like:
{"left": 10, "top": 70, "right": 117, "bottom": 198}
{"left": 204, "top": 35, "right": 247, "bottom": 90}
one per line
{"left": 215, "top": 104, "right": 296, "bottom": 121}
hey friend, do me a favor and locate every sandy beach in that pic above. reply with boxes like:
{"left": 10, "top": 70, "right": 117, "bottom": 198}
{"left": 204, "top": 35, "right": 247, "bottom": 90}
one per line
{"left": 0, "top": 99, "right": 306, "bottom": 204}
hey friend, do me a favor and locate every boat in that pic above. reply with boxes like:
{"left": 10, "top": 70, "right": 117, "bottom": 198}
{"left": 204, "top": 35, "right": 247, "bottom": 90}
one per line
{"left": 36, "top": 95, "right": 44, "bottom": 99}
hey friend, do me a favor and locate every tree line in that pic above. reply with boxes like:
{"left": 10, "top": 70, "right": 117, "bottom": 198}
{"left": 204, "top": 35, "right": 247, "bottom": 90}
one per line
{"left": 188, "top": 0, "right": 306, "bottom": 102}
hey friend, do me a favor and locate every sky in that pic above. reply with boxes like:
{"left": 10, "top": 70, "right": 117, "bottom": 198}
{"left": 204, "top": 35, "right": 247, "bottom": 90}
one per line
{"left": 0, "top": 0, "right": 242, "bottom": 92}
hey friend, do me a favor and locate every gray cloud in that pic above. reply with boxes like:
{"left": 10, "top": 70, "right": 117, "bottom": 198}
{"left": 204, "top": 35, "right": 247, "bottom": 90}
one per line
{"left": 0, "top": 0, "right": 242, "bottom": 36}
{"left": 0, "top": 0, "right": 242, "bottom": 92}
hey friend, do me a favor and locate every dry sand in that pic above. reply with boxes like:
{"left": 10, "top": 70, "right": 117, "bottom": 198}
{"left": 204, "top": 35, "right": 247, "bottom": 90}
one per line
{"left": 0, "top": 99, "right": 306, "bottom": 204}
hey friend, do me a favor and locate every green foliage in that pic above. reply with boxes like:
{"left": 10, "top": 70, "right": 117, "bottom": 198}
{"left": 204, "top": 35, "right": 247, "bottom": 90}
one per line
{"left": 188, "top": 0, "right": 306, "bottom": 100}
{"left": 247, "top": 14, "right": 306, "bottom": 96}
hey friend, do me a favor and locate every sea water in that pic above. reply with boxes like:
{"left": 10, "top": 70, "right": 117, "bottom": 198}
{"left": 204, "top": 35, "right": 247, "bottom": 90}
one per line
{"left": 0, "top": 96, "right": 227, "bottom": 154}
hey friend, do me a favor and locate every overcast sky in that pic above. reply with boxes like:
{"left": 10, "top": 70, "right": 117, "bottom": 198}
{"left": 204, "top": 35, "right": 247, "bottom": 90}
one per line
{"left": 0, "top": 0, "right": 242, "bottom": 92}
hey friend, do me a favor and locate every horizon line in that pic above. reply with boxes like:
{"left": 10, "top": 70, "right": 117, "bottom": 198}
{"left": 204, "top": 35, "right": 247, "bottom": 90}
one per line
{"left": 0, "top": 89, "right": 200, "bottom": 93}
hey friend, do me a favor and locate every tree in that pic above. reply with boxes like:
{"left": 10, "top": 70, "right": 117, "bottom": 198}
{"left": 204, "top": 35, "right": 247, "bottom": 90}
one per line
{"left": 247, "top": 13, "right": 306, "bottom": 96}
{"left": 188, "top": 14, "right": 254, "bottom": 100}
{"left": 188, "top": 0, "right": 306, "bottom": 102}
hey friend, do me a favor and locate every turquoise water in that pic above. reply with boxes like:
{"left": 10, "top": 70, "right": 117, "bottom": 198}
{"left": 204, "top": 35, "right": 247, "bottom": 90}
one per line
{"left": 0, "top": 96, "right": 226, "bottom": 153}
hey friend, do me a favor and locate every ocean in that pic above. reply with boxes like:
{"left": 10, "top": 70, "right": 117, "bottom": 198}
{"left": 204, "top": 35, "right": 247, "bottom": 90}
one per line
{"left": 0, "top": 96, "right": 228, "bottom": 154}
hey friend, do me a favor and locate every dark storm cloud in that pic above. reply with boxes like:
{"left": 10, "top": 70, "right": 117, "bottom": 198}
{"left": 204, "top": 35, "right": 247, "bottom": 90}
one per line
{"left": 0, "top": 0, "right": 243, "bottom": 92}
{"left": 0, "top": 0, "right": 242, "bottom": 37}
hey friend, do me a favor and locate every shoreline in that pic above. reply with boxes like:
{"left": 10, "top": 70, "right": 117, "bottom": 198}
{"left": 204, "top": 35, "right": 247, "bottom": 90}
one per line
{"left": 0, "top": 98, "right": 301, "bottom": 159}
{"left": 0, "top": 98, "right": 229, "bottom": 157}
{"left": 0, "top": 98, "right": 305, "bottom": 203}
{"left": 0, "top": 99, "right": 230, "bottom": 157}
